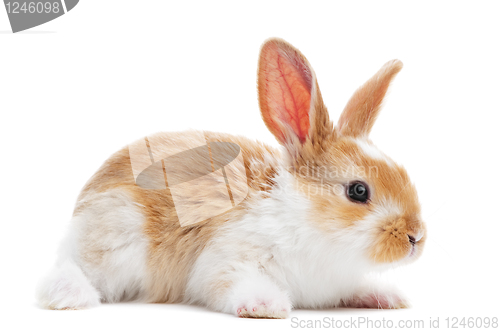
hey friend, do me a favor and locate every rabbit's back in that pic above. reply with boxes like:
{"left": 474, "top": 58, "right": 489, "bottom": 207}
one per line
{"left": 68, "top": 130, "right": 281, "bottom": 303}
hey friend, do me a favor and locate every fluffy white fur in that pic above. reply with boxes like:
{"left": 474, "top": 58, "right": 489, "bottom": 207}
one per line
{"left": 37, "top": 189, "right": 149, "bottom": 309}
{"left": 36, "top": 260, "right": 101, "bottom": 310}
{"left": 354, "top": 138, "right": 394, "bottom": 165}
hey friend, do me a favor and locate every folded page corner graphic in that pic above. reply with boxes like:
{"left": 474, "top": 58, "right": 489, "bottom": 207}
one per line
{"left": 4, "top": 0, "right": 80, "bottom": 33}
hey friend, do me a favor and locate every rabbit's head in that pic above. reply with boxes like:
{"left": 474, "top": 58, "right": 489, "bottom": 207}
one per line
{"left": 258, "top": 38, "right": 426, "bottom": 266}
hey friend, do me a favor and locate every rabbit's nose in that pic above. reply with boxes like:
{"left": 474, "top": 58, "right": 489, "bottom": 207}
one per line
{"left": 407, "top": 234, "right": 416, "bottom": 245}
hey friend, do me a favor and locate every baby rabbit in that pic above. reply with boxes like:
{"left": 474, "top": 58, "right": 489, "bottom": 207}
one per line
{"left": 37, "top": 38, "right": 426, "bottom": 318}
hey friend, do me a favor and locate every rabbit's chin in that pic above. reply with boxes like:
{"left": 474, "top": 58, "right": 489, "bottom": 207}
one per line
{"left": 362, "top": 232, "right": 426, "bottom": 271}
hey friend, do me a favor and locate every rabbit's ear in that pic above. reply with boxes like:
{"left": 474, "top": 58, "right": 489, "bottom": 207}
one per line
{"left": 258, "top": 38, "right": 332, "bottom": 151}
{"left": 337, "top": 60, "right": 403, "bottom": 138}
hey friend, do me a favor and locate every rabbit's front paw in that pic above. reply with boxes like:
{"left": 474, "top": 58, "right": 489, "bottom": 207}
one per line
{"left": 228, "top": 274, "right": 292, "bottom": 319}
{"left": 236, "top": 297, "right": 291, "bottom": 319}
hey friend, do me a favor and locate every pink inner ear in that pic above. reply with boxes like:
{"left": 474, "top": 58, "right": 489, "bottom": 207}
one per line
{"left": 263, "top": 49, "right": 311, "bottom": 143}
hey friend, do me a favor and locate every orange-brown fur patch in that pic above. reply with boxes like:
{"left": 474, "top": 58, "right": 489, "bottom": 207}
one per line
{"left": 337, "top": 60, "right": 403, "bottom": 137}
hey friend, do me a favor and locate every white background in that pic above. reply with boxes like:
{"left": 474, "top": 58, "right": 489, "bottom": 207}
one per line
{"left": 1, "top": 1, "right": 499, "bottom": 331}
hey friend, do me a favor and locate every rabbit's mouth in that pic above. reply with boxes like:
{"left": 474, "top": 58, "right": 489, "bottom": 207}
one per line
{"left": 408, "top": 230, "right": 425, "bottom": 259}
{"left": 407, "top": 234, "right": 418, "bottom": 257}
{"left": 409, "top": 243, "right": 417, "bottom": 257}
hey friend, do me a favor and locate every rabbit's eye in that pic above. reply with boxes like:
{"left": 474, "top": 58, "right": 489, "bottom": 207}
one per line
{"left": 347, "top": 182, "right": 370, "bottom": 203}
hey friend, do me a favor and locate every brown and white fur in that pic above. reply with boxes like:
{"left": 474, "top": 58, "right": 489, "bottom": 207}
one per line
{"left": 37, "top": 38, "right": 426, "bottom": 318}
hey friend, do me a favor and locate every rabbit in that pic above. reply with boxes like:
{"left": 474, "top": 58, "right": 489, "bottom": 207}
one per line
{"left": 36, "top": 38, "right": 426, "bottom": 319}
